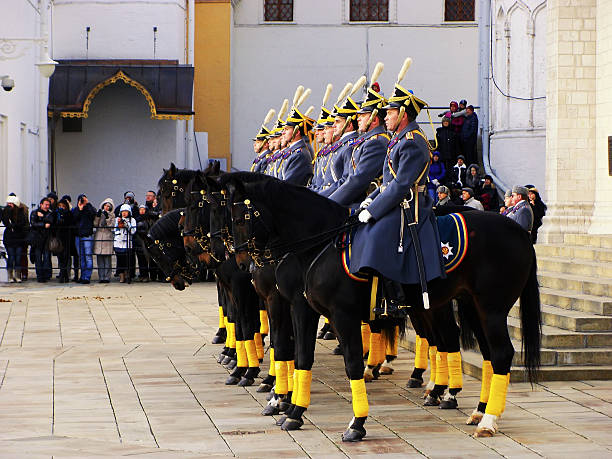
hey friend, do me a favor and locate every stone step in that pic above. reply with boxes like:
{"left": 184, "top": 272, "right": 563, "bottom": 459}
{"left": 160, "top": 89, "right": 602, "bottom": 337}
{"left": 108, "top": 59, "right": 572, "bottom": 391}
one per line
{"left": 537, "top": 271, "right": 612, "bottom": 305}
{"left": 510, "top": 302, "right": 612, "bottom": 332}
{"left": 563, "top": 234, "right": 612, "bottom": 249}
{"left": 402, "top": 329, "right": 612, "bottom": 381}
{"left": 506, "top": 316, "right": 612, "bottom": 348}
{"left": 535, "top": 243, "right": 612, "bottom": 263}
{"left": 540, "top": 287, "right": 612, "bottom": 317}
{"left": 537, "top": 255, "right": 612, "bottom": 278}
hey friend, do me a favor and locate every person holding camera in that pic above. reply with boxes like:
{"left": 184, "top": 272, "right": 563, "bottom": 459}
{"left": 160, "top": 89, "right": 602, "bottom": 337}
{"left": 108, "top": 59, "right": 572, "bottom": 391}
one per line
{"left": 93, "top": 198, "right": 115, "bottom": 283}
{"left": 71, "top": 194, "right": 96, "bottom": 284}
{"left": 114, "top": 204, "right": 136, "bottom": 283}
{"left": 29, "top": 197, "right": 54, "bottom": 282}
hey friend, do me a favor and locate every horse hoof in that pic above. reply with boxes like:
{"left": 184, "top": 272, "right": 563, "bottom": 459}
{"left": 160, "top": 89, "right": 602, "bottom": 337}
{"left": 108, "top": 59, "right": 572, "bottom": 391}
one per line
{"left": 257, "top": 383, "right": 273, "bottom": 393}
{"left": 439, "top": 398, "right": 458, "bottom": 410}
{"left": 364, "top": 372, "right": 374, "bottom": 383}
{"left": 265, "top": 391, "right": 275, "bottom": 401}
{"left": 281, "top": 417, "right": 303, "bottom": 431}
{"left": 226, "top": 359, "right": 237, "bottom": 370}
{"left": 423, "top": 395, "right": 440, "bottom": 406}
{"left": 406, "top": 378, "right": 423, "bottom": 388}
{"left": 238, "top": 377, "right": 254, "bottom": 387}
{"left": 323, "top": 331, "right": 336, "bottom": 340}
{"left": 262, "top": 404, "right": 279, "bottom": 416}
{"left": 212, "top": 329, "right": 226, "bottom": 344}
{"left": 332, "top": 345, "right": 343, "bottom": 355}
{"left": 275, "top": 415, "right": 287, "bottom": 426}
{"left": 278, "top": 401, "right": 291, "bottom": 413}
{"left": 473, "top": 426, "right": 495, "bottom": 438}
{"left": 380, "top": 366, "right": 394, "bottom": 375}
{"left": 221, "top": 355, "right": 232, "bottom": 365}
{"left": 225, "top": 376, "right": 240, "bottom": 385}
{"left": 466, "top": 411, "right": 484, "bottom": 425}
{"left": 342, "top": 427, "right": 366, "bottom": 442}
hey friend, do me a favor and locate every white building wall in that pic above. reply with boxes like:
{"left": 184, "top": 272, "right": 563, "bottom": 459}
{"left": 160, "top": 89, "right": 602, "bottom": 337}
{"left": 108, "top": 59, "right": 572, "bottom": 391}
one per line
{"left": 230, "top": 0, "right": 479, "bottom": 170}
{"left": 54, "top": 82, "right": 179, "bottom": 207}
{"left": 0, "top": 0, "right": 52, "bottom": 209}
{"left": 489, "top": 0, "right": 547, "bottom": 195}
{"left": 52, "top": 0, "right": 187, "bottom": 62}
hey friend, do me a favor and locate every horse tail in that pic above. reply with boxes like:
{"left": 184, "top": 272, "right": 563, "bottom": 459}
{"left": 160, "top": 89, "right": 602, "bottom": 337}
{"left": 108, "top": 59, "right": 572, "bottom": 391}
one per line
{"left": 377, "top": 317, "right": 406, "bottom": 353}
{"left": 456, "top": 298, "right": 477, "bottom": 350}
{"left": 520, "top": 244, "right": 542, "bottom": 385}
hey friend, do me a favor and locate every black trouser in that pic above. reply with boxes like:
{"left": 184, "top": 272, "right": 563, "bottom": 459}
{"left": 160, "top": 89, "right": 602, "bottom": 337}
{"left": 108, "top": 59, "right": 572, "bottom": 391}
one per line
{"left": 58, "top": 249, "right": 70, "bottom": 280}
{"left": 115, "top": 249, "right": 134, "bottom": 277}
{"left": 136, "top": 250, "right": 150, "bottom": 278}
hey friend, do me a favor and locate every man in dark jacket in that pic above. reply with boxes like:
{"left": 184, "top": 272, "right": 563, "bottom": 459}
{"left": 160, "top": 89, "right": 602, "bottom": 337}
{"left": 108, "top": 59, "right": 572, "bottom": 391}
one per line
{"left": 72, "top": 194, "right": 96, "bottom": 283}
{"left": 30, "top": 197, "right": 54, "bottom": 282}
{"left": 436, "top": 116, "right": 459, "bottom": 174}
{"left": 2, "top": 195, "right": 29, "bottom": 282}
{"left": 460, "top": 105, "right": 479, "bottom": 166}
{"left": 55, "top": 198, "right": 75, "bottom": 283}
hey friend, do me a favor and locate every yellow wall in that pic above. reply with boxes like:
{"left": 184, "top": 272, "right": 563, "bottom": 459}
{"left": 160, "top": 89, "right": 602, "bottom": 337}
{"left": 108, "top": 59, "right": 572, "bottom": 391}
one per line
{"left": 194, "top": 0, "right": 231, "bottom": 169}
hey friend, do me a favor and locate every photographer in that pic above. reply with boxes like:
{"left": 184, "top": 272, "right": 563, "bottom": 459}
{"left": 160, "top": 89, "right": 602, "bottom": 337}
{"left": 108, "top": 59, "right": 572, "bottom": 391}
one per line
{"left": 72, "top": 194, "right": 96, "bottom": 284}
{"left": 29, "top": 197, "right": 54, "bottom": 282}
{"left": 93, "top": 198, "right": 115, "bottom": 283}
{"left": 114, "top": 204, "right": 136, "bottom": 283}
{"left": 114, "top": 191, "right": 139, "bottom": 278}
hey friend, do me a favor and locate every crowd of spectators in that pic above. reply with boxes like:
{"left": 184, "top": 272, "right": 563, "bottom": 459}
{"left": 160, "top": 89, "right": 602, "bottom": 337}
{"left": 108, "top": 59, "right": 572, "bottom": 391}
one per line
{"left": 1, "top": 190, "right": 162, "bottom": 283}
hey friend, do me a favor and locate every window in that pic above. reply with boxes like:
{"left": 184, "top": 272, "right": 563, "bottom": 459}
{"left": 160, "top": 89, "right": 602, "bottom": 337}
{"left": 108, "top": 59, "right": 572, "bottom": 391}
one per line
{"left": 350, "top": 0, "right": 389, "bottom": 22}
{"left": 445, "top": 0, "right": 475, "bottom": 21}
{"left": 264, "top": 0, "right": 293, "bottom": 22}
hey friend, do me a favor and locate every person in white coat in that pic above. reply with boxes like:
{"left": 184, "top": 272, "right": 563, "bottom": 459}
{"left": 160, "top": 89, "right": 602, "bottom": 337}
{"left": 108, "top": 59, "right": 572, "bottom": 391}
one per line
{"left": 113, "top": 203, "right": 136, "bottom": 283}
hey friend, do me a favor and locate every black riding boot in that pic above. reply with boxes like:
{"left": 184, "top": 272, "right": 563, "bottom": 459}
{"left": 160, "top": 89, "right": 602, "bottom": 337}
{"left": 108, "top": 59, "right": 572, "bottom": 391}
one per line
{"left": 374, "top": 277, "right": 409, "bottom": 317}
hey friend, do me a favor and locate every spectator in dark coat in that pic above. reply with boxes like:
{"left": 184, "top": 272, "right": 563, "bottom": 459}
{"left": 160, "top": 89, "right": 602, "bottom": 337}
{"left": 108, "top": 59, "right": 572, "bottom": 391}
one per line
{"left": 479, "top": 175, "right": 500, "bottom": 211}
{"left": 55, "top": 198, "right": 75, "bottom": 283}
{"left": 465, "top": 163, "right": 482, "bottom": 195}
{"left": 2, "top": 195, "right": 29, "bottom": 282}
{"left": 30, "top": 197, "right": 54, "bottom": 282}
{"left": 435, "top": 185, "right": 452, "bottom": 207}
{"left": 450, "top": 155, "right": 468, "bottom": 190}
{"left": 134, "top": 204, "right": 158, "bottom": 282}
{"left": 115, "top": 191, "right": 140, "bottom": 217}
{"left": 72, "top": 194, "right": 97, "bottom": 284}
{"left": 436, "top": 116, "right": 459, "bottom": 173}
{"left": 60, "top": 195, "right": 79, "bottom": 281}
{"left": 460, "top": 105, "right": 479, "bottom": 165}
{"left": 439, "top": 101, "right": 464, "bottom": 134}
{"left": 528, "top": 187, "right": 547, "bottom": 243}
{"left": 427, "top": 152, "right": 446, "bottom": 200}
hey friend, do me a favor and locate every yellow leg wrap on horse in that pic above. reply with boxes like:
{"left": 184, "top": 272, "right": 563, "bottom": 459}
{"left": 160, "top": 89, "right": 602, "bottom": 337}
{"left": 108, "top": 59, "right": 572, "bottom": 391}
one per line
{"left": 447, "top": 352, "right": 463, "bottom": 389}
{"left": 435, "top": 351, "right": 449, "bottom": 386}
{"left": 236, "top": 340, "right": 248, "bottom": 368}
{"left": 414, "top": 336, "right": 429, "bottom": 370}
{"left": 385, "top": 326, "right": 399, "bottom": 357}
{"left": 227, "top": 322, "right": 236, "bottom": 349}
{"left": 485, "top": 374, "right": 509, "bottom": 417}
{"left": 428, "top": 346, "right": 437, "bottom": 382}
{"left": 480, "top": 360, "right": 494, "bottom": 403}
{"left": 350, "top": 379, "right": 369, "bottom": 418}
{"left": 218, "top": 307, "right": 225, "bottom": 329}
{"left": 367, "top": 333, "right": 383, "bottom": 366}
{"left": 269, "top": 348, "right": 276, "bottom": 376}
{"left": 287, "top": 361, "right": 295, "bottom": 392}
{"left": 259, "top": 310, "right": 269, "bottom": 335}
{"left": 275, "top": 361, "right": 288, "bottom": 394}
{"left": 254, "top": 333, "right": 264, "bottom": 360}
{"left": 501, "top": 373, "right": 511, "bottom": 414}
{"left": 361, "top": 323, "right": 371, "bottom": 356}
{"left": 245, "top": 340, "right": 259, "bottom": 368}
{"left": 291, "top": 370, "right": 299, "bottom": 404}
{"left": 296, "top": 370, "right": 312, "bottom": 408}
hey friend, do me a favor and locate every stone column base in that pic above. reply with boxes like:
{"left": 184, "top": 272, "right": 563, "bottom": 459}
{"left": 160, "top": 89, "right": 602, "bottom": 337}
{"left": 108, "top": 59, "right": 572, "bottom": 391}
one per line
{"left": 538, "top": 201, "right": 595, "bottom": 244}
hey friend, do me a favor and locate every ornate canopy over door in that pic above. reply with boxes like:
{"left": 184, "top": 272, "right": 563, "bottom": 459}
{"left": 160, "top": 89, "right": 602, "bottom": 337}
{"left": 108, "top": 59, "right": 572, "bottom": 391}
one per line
{"left": 48, "top": 60, "right": 194, "bottom": 120}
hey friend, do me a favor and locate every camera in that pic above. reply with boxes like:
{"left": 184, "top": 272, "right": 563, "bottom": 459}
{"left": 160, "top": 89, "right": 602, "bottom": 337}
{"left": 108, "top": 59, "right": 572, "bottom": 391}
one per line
{"left": 1, "top": 76, "right": 15, "bottom": 92}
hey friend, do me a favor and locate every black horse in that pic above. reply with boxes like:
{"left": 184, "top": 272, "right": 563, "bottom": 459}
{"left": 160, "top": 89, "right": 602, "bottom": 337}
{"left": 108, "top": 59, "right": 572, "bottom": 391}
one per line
{"left": 220, "top": 172, "right": 541, "bottom": 441}
{"left": 158, "top": 163, "right": 199, "bottom": 214}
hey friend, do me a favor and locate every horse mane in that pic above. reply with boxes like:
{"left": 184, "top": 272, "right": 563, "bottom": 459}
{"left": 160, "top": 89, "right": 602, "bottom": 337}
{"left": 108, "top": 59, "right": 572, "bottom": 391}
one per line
{"left": 149, "top": 208, "right": 183, "bottom": 240}
{"left": 219, "top": 172, "right": 348, "bottom": 221}
{"left": 157, "top": 168, "right": 199, "bottom": 189}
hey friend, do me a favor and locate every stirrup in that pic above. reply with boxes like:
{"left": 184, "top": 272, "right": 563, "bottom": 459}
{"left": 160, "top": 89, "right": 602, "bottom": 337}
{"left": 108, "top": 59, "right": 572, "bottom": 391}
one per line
{"left": 373, "top": 299, "right": 409, "bottom": 318}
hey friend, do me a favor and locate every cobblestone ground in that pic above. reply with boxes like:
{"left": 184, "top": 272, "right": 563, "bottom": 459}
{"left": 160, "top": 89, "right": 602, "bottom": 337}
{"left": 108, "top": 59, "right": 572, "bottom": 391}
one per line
{"left": 0, "top": 282, "right": 611, "bottom": 458}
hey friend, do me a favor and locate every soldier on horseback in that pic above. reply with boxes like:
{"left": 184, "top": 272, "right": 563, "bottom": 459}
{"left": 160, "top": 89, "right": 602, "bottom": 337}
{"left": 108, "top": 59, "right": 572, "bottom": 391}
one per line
{"left": 350, "top": 59, "right": 446, "bottom": 317}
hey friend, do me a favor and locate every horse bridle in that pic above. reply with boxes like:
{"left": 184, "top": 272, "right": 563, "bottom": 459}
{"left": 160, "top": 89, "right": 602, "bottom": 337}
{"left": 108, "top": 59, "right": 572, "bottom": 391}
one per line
{"left": 205, "top": 190, "right": 235, "bottom": 255}
{"left": 145, "top": 235, "right": 198, "bottom": 282}
{"left": 161, "top": 178, "right": 185, "bottom": 209}
{"left": 232, "top": 198, "right": 273, "bottom": 267}
{"left": 182, "top": 189, "right": 216, "bottom": 260}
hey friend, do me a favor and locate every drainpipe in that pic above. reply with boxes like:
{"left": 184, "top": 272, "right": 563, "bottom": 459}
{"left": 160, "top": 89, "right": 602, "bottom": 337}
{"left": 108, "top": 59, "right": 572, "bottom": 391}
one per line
{"left": 478, "top": 0, "right": 509, "bottom": 193}
{"left": 39, "top": 0, "right": 51, "bottom": 196}
{"left": 186, "top": 0, "right": 195, "bottom": 168}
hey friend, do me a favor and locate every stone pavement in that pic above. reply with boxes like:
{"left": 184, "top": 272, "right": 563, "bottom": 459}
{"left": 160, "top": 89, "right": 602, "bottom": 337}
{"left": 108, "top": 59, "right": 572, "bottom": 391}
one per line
{"left": 0, "top": 282, "right": 611, "bottom": 458}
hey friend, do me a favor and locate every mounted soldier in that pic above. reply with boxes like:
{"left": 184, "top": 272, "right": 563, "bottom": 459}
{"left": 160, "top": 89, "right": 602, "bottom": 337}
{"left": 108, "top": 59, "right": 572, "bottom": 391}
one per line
{"left": 329, "top": 63, "right": 389, "bottom": 208}
{"left": 263, "top": 99, "right": 289, "bottom": 177}
{"left": 318, "top": 81, "right": 361, "bottom": 196}
{"left": 350, "top": 58, "right": 446, "bottom": 317}
{"left": 250, "top": 109, "right": 276, "bottom": 173}
{"left": 309, "top": 84, "right": 334, "bottom": 192}
{"left": 278, "top": 85, "right": 315, "bottom": 186}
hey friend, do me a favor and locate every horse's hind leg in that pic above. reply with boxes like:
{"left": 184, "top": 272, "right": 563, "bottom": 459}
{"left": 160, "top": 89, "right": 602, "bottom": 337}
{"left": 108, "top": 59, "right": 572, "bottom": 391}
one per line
{"left": 212, "top": 282, "right": 227, "bottom": 344}
{"left": 436, "top": 303, "right": 463, "bottom": 410}
{"left": 406, "top": 309, "right": 430, "bottom": 389}
{"left": 380, "top": 325, "right": 399, "bottom": 375}
{"left": 474, "top": 310, "right": 514, "bottom": 437}
{"left": 364, "top": 322, "right": 385, "bottom": 382}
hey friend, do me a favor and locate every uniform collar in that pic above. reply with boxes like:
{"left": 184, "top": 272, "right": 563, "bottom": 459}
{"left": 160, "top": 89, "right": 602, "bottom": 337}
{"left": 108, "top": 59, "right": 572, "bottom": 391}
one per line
{"left": 340, "top": 130, "right": 357, "bottom": 142}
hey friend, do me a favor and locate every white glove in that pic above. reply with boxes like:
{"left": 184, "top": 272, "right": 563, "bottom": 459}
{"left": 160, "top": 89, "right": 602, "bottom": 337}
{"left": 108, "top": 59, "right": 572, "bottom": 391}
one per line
{"left": 360, "top": 198, "right": 373, "bottom": 209}
{"left": 358, "top": 209, "right": 372, "bottom": 223}
{"left": 432, "top": 179, "right": 439, "bottom": 186}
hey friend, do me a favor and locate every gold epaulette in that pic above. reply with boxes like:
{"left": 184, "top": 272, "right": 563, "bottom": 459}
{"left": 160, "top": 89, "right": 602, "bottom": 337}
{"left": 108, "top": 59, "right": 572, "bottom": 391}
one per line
{"left": 370, "top": 133, "right": 390, "bottom": 141}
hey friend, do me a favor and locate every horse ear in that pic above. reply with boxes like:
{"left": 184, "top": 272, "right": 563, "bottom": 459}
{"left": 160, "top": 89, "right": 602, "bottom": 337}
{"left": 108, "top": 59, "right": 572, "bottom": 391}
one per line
{"left": 205, "top": 175, "right": 220, "bottom": 192}
{"left": 212, "top": 160, "right": 220, "bottom": 175}
{"left": 169, "top": 162, "right": 177, "bottom": 176}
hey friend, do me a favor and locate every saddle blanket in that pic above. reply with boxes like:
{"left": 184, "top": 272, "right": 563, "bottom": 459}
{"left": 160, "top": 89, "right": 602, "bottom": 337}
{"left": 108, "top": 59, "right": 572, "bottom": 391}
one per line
{"left": 340, "top": 212, "right": 468, "bottom": 279}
